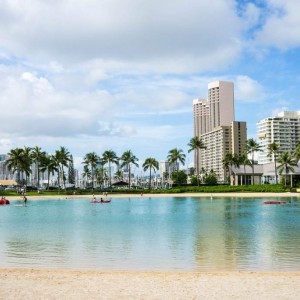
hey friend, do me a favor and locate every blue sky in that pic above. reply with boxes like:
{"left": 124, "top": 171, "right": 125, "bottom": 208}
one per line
{"left": 0, "top": 0, "right": 300, "bottom": 172}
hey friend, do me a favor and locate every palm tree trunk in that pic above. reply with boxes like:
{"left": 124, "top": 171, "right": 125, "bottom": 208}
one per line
{"left": 37, "top": 163, "right": 40, "bottom": 188}
{"left": 274, "top": 156, "right": 278, "bottom": 184}
{"left": 128, "top": 164, "right": 131, "bottom": 189}
{"left": 149, "top": 168, "right": 152, "bottom": 190}
{"left": 196, "top": 149, "right": 199, "bottom": 186}
{"left": 109, "top": 161, "right": 111, "bottom": 187}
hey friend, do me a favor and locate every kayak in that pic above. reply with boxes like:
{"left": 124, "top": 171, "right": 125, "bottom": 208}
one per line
{"left": 263, "top": 201, "right": 286, "bottom": 205}
{"left": 90, "top": 199, "right": 111, "bottom": 204}
{"left": 0, "top": 199, "right": 10, "bottom": 205}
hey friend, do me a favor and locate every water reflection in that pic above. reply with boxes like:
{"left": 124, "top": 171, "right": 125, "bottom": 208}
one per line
{"left": 0, "top": 197, "right": 299, "bottom": 271}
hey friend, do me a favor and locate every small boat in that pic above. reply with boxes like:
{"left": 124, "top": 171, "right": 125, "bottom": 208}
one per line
{"left": 90, "top": 199, "right": 111, "bottom": 204}
{"left": 0, "top": 199, "right": 10, "bottom": 205}
{"left": 263, "top": 201, "right": 286, "bottom": 205}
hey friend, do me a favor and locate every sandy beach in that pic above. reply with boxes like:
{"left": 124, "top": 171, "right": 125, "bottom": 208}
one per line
{"left": 2, "top": 192, "right": 300, "bottom": 299}
{"left": 0, "top": 269, "right": 299, "bottom": 300}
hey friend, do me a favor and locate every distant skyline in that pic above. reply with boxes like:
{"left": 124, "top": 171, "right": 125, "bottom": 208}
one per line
{"left": 0, "top": 0, "right": 300, "bottom": 171}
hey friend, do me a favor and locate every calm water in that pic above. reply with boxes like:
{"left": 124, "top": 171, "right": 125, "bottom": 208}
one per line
{"left": 0, "top": 197, "right": 300, "bottom": 271}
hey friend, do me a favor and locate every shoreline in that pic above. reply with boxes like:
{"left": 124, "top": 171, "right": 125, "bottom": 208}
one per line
{"left": 1, "top": 269, "right": 299, "bottom": 299}
{"left": 6, "top": 191, "right": 300, "bottom": 200}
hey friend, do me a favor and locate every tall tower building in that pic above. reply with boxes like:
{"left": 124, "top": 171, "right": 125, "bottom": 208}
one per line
{"left": 208, "top": 81, "right": 235, "bottom": 131}
{"left": 193, "top": 81, "right": 246, "bottom": 182}
{"left": 257, "top": 111, "right": 300, "bottom": 164}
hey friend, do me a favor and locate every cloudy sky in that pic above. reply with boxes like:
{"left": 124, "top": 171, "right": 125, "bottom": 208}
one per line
{"left": 0, "top": 0, "right": 300, "bottom": 172}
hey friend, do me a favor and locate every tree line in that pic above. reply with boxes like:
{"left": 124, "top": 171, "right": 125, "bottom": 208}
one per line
{"left": 222, "top": 139, "right": 300, "bottom": 186}
{"left": 4, "top": 137, "right": 300, "bottom": 190}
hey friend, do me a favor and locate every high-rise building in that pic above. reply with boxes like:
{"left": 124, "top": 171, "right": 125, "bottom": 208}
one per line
{"left": 207, "top": 81, "right": 235, "bottom": 131}
{"left": 257, "top": 111, "right": 300, "bottom": 164}
{"left": 193, "top": 81, "right": 247, "bottom": 182}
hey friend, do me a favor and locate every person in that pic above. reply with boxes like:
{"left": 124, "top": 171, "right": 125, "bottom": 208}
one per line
{"left": 23, "top": 195, "right": 27, "bottom": 207}
{"left": 100, "top": 198, "right": 104, "bottom": 203}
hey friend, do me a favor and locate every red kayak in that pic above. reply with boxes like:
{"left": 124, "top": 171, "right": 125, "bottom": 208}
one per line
{"left": 90, "top": 199, "right": 111, "bottom": 204}
{"left": 0, "top": 199, "right": 10, "bottom": 205}
{"left": 263, "top": 201, "right": 286, "bottom": 205}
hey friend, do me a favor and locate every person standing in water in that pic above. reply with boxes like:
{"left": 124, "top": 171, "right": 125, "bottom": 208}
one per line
{"left": 23, "top": 195, "right": 27, "bottom": 207}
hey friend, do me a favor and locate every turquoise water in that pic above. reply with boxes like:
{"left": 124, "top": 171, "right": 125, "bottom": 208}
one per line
{"left": 0, "top": 197, "right": 300, "bottom": 271}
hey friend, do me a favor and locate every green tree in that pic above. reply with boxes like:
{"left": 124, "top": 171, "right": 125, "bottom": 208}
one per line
{"left": 22, "top": 146, "right": 33, "bottom": 186}
{"left": 277, "top": 152, "right": 297, "bottom": 187}
{"left": 31, "top": 146, "right": 46, "bottom": 187}
{"left": 187, "top": 136, "right": 206, "bottom": 186}
{"left": 95, "top": 167, "right": 107, "bottom": 189}
{"left": 82, "top": 165, "right": 91, "bottom": 188}
{"left": 103, "top": 150, "right": 119, "bottom": 188}
{"left": 294, "top": 142, "right": 300, "bottom": 163}
{"left": 143, "top": 157, "right": 159, "bottom": 189}
{"left": 204, "top": 170, "right": 218, "bottom": 186}
{"left": 5, "top": 148, "right": 29, "bottom": 185}
{"left": 239, "top": 153, "right": 251, "bottom": 185}
{"left": 120, "top": 150, "right": 139, "bottom": 189}
{"left": 222, "top": 152, "right": 240, "bottom": 185}
{"left": 82, "top": 152, "right": 99, "bottom": 190}
{"left": 54, "top": 146, "right": 71, "bottom": 189}
{"left": 167, "top": 148, "right": 186, "bottom": 185}
{"left": 114, "top": 169, "right": 124, "bottom": 181}
{"left": 40, "top": 155, "right": 59, "bottom": 189}
{"left": 171, "top": 170, "right": 187, "bottom": 186}
{"left": 267, "top": 142, "right": 280, "bottom": 184}
{"left": 68, "top": 155, "right": 76, "bottom": 185}
{"left": 245, "top": 138, "right": 262, "bottom": 185}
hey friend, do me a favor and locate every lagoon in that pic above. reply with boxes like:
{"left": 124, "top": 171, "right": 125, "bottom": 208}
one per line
{"left": 0, "top": 196, "right": 300, "bottom": 271}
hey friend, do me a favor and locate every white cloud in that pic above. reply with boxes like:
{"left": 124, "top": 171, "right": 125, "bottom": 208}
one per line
{"left": 0, "top": 0, "right": 243, "bottom": 73}
{"left": 235, "top": 75, "right": 264, "bottom": 102}
{"left": 255, "top": 0, "right": 300, "bottom": 50}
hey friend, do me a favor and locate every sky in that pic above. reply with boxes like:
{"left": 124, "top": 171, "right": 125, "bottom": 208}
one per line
{"left": 0, "top": 0, "right": 300, "bottom": 173}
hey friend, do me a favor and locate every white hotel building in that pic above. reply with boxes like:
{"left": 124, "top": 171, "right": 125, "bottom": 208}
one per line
{"left": 193, "top": 81, "right": 247, "bottom": 182}
{"left": 257, "top": 111, "right": 300, "bottom": 164}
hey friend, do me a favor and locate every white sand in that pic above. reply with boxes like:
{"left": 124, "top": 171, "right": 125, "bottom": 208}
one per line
{"left": 0, "top": 269, "right": 299, "bottom": 300}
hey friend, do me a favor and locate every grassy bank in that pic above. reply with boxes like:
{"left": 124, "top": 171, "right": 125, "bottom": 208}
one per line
{"left": 1, "top": 184, "right": 291, "bottom": 197}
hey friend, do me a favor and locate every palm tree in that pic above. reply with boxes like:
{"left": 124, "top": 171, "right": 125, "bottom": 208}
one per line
{"left": 120, "top": 150, "right": 139, "bottom": 189}
{"left": 22, "top": 146, "right": 33, "bottom": 186}
{"left": 54, "top": 146, "right": 71, "bottom": 189}
{"left": 82, "top": 152, "right": 99, "bottom": 190}
{"left": 245, "top": 138, "right": 262, "bottom": 185}
{"left": 277, "top": 152, "right": 297, "bottom": 187}
{"left": 95, "top": 167, "right": 108, "bottom": 190}
{"left": 187, "top": 136, "right": 206, "bottom": 185}
{"left": 102, "top": 150, "right": 119, "bottom": 188}
{"left": 40, "top": 155, "right": 59, "bottom": 189}
{"left": 143, "top": 158, "right": 159, "bottom": 189}
{"left": 82, "top": 165, "right": 91, "bottom": 188}
{"left": 31, "top": 146, "right": 46, "bottom": 188}
{"left": 167, "top": 148, "right": 186, "bottom": 185}
{"left": 114, "top": 169, "right": 124, "bottom": 181}
{"left": 239, "top": 153, "right": 251, "bottom": 185}
{"left": 267, "top": 142, "right": 280, "bottom": 184}
{"left": 222, "top": 152, "right": 240, "bottom": 185}
{"left": 5, "top": 148, "right": 29, "bottom": 185}
{"left": 294, "top": 142, "right": 300, "bottom": 163}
